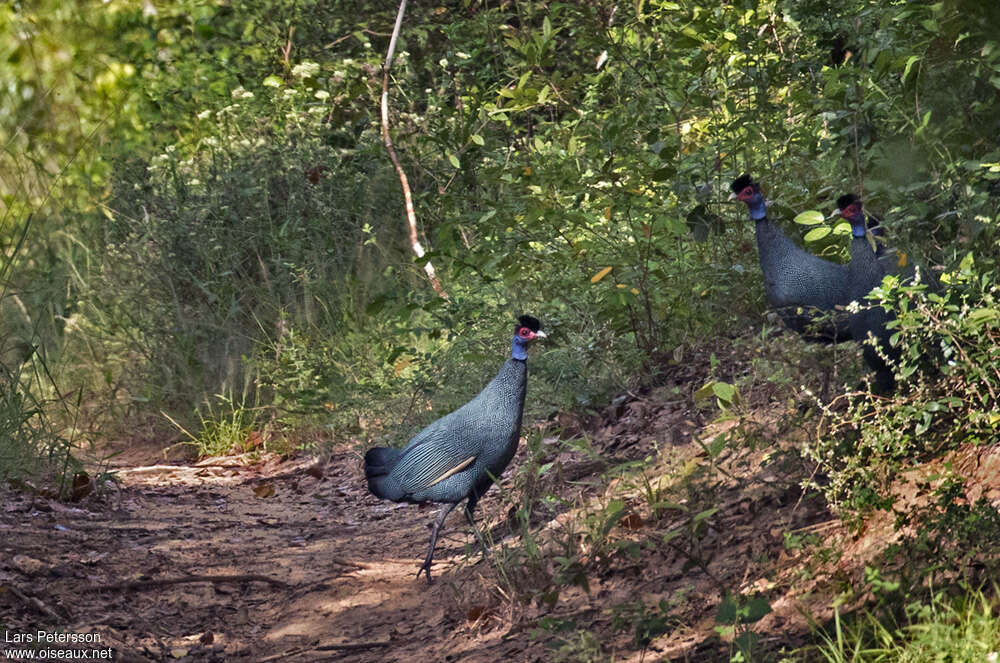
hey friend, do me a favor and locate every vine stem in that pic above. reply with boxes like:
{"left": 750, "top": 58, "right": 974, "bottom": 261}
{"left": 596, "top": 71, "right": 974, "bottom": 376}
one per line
{"left": 381, "top": 0, "right": 448, "bottom": 298}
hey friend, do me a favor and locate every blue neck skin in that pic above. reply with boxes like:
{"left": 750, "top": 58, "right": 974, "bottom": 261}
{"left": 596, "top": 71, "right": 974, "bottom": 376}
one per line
{"left": 747, "top": 194, "right": 767, "bottom": 220}
{"left": 511, "top": 335, "right": 529, "bottom": 361}
{"left": 849, "top": 215, "right": 867, "bottom": 238}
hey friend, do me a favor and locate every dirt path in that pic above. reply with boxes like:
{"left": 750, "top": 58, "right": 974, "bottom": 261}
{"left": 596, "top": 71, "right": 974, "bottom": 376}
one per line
{"left": 2, "top": 379, "right": 850, "bottom": 662}
{"left": 3, "top": 445, "right": 542, "bottom": 662}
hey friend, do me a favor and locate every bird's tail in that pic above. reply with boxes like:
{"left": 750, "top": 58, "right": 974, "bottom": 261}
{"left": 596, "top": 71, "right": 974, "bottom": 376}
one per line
{"left": 364, "top": 446, "right": 404, "bottom": 500}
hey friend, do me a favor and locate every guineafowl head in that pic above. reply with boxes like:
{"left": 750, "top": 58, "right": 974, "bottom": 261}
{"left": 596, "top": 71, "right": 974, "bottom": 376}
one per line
{"left": 512, "top": 315, "right": 546, "bottom": 360}
{"left": 835, "top": 194, "right": 867, "bottom": 237}
{"left": 728, "top": 174, "right": 766, "bottom": 219}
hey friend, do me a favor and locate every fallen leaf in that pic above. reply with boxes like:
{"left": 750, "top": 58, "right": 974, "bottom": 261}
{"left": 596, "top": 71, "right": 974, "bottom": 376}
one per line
{"left": 252, "top": 484, "right": 275, "bottom": 498}
{"left": 621, "top": 513, "right": 645, "bottom": 530}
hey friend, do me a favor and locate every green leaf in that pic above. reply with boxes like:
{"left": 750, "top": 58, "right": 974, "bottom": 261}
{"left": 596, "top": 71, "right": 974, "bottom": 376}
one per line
{"left": 803, "top": 226, "right": 832, "bottom": 242}
{"left": 707, "top": 434, "right": 727, "bottom": 457}
{"left": 915, "top": 110, "right": 932, "bottom": 136}
{"left": 967, "top": 308, "right": 1000, "bottom": 325}
{"left": 651, "top": 165, "right": 677, "bottom": 181}
{"left": 793, "top": 210, "right": 825, "bottom": 225}
{"left": 693, "top": 381, "right": 716, "bottom": 404}
{"left": 741, "top": 597, "right": 772, "bottom": 623}
{"left": 448, "top": 153, "right": 460, "bottom": 168}
{"left": 692, "top": 507, "right": 718, "bottom": 524}
{"left": 711, "top": 381, "right": 736, "bottom": 404}
{"left": 716, "top": 594, "right": 739, "bottom": 625}
{"left": 600, "top": 499, "right": 629, "bottom": 536}
{"left": 902, "top": 55, "right": 921, "bottom": 84}
{"left": 470, "top": 134, "right": 484, "bottom": 146}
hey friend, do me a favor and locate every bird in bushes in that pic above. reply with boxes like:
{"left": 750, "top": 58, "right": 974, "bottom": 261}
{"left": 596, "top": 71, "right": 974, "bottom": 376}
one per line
{"left": 836, "top": 194, "right": 900, "bottom": 393}
{"left": 364, "top": 315, "right": 546, "bottom": 583}
{"left": 729, "top": 174, "right": 853, "bottom": 343}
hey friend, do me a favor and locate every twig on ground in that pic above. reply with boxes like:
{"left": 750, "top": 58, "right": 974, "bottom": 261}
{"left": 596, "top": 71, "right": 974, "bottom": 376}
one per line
{"left": 258, "top": 640, "right": 395, "bottom": 662}
{"left": 7, "top": 584, "right": 63, "bottom": 620}
{"left": 90, "top": 574, "right": 290, "bottom": 592}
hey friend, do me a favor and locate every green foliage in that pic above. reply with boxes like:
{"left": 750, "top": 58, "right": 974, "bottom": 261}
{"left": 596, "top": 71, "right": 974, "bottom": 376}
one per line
{"left": 0, "top": 331, "right": 80, "bottom": 489}
{"left": 806, "top": 265, "right": 1000, "bottom": 513}
{"left": 611, "top": 599, "right": 678, "bottom": 650}
{"left": 716, "top": 592, "right": 773, "bottom": 662}
{"left": 804, "top": 588, "right": 1000, "bottom": 663}
{"left": 529, "top": 617, "right": 604, "bottom": 663}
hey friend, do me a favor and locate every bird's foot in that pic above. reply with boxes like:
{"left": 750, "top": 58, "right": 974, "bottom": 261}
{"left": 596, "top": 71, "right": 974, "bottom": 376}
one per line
{"left": 416, "top": 560, "right": 435, "bottom": 584}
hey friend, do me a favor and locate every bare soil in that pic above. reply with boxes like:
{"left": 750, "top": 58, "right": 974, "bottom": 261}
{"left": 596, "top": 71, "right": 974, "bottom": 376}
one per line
{"left": 2, "top": 350, "right": 881, "bottom": 663}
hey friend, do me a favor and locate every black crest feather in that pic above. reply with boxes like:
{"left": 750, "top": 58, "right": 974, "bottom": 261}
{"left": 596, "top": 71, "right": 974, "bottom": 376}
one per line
{"left": 517, "top": 315, "right": 541, "bottom": 333}
{"left": 730, "top": 174, "right": 755, "bottom": 193}
{"left": 836, "top": 193, "right": 860, "bottom": 210}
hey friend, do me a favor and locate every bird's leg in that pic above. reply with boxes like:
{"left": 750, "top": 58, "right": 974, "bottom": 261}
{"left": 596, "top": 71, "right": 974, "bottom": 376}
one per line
{"left": 464, "top": 499, "right": 493, "bottom": 560}
{"left": 417, "top": 502, "right": 457, "bottom": 584}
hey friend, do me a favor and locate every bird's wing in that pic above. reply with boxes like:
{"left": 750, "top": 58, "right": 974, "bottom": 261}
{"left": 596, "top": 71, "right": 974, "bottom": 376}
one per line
{"left": 391, "top": 414, "right": 483, "bottom": 494}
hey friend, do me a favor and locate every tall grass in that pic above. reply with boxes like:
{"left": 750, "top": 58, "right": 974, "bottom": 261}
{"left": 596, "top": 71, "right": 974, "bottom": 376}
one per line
{"left": 807, "top": 588, "right": 1000, "bottom": 663}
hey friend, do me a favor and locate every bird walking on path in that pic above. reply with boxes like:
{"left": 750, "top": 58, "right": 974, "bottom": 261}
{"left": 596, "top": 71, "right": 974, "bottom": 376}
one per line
{"left": 836, "top": 194, "right": 900, "bottom": 393}
{"left": 729, "top": 174, "right": 853, "bottom": 343}
{"left": 364, "top": 315, "right": 546, "bottom": 583}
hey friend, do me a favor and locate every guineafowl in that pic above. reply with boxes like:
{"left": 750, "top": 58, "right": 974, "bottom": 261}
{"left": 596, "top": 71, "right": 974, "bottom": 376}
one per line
{"left": 364, "top": 315, "right": 546, "bottom": 583}
{"left": 837, "top": 194, "right": 899, "bottom": 393}
{"left": 729, "top": 174, "right": 852, "bottom": 343}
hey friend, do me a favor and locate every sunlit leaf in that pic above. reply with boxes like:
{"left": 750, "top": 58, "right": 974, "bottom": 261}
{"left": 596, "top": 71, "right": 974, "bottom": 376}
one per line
{"left": 803, "top": 226, "right": 831, "bottom": 242}
{"left": 590, "top": 266, "right": 613, "bottom": 283}
{"left": 794, "top": 210, "right": 825, "bottom": 225}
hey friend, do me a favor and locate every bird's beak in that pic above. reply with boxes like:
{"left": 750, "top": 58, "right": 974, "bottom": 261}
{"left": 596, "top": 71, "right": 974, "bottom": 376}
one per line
{"left": 829, "top": 209, "right": 842, "bottom": 220}
{"left": 534, "top": 330, "right": 547, "bottom": 339}
{"left": 727, "top": 192, "right": 738, "bottom": 201}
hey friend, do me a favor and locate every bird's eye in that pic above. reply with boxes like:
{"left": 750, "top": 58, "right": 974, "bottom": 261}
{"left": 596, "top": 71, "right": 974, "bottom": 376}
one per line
{"left": 742, "top": 187, "right": 753, "bottom": 197}
{"left": 519, "top": 327, "right": 531, "bottom": 338}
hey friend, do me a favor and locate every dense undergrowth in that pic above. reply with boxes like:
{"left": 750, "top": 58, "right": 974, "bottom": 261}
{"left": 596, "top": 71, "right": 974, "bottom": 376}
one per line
{"left": 3, "top": 0, "right": 1000, "bottom": 658}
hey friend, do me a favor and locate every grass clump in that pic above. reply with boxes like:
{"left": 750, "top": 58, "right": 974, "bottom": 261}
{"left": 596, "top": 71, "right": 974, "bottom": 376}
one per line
{"left": 807, "top": 588, "right": 1000, "bottom": 663}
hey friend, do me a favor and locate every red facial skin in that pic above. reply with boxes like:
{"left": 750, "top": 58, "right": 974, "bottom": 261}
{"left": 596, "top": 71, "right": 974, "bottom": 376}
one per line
{"left": 840, "top": 202, "right": 862, "bottom": 219}
{"left": 517, "top": 327, "right": 540, "bottom": 341}
{"left": 736, "top": 186, "right": 757, "bottom": 203}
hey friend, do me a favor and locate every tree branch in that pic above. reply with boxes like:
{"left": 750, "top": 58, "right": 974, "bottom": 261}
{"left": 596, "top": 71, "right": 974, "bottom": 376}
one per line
{"left": 381, "top": 0, "right": 448, "bottom": 298}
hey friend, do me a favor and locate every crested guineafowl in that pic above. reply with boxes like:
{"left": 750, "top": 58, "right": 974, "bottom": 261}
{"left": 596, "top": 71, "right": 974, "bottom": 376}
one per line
{"left": 729, "top": 174, "right": 852, "bottom": 343}
{"left": 364, "top": 315, "right": 546, "bottom": 583}
{"left": 837, "top": 194, "right": 899, "bottom": 393}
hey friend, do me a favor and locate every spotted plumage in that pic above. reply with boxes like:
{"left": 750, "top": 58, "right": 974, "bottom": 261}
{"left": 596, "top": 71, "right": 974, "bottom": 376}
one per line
{"left": 837, "top": 194, "right": 899, "bottom": 392}
{"left": 364, "top": 315, "right": 545, "bottom": 582}
{"left": 730, "top": 175, "right": 852, "bottom": 342}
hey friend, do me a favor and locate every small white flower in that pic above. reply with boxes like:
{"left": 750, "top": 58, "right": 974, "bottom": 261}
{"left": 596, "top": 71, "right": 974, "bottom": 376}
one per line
{"left": 314, "top": 89, "right": 330, "bottom": 100}
{"left": 283, "top": 88, "right": 298, "bottom": 98}
{"left": 231, "top": 86, "right": 254, "bottom": 99}
{"left": 196, "top": 109, "right": 212, "bottom": 120}
{"left": 291, "top": 61, "right": 320, "bottom": 78}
